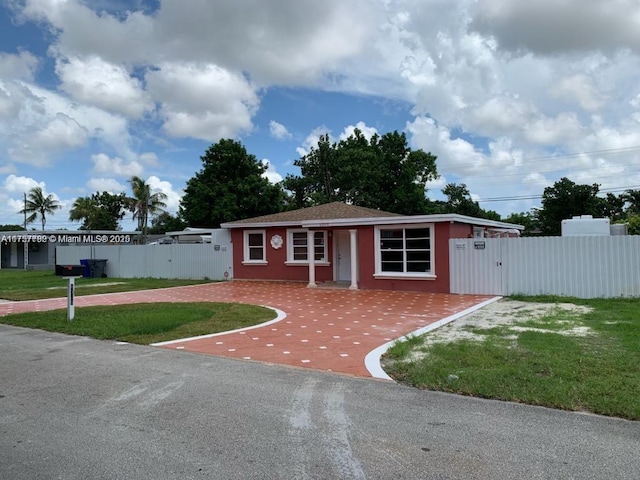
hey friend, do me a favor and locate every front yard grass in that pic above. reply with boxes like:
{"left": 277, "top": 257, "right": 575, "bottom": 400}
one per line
{"left": 0, "top": 269, "right": 212, "bottom": 301}
{"left": 383, "top": 296, "right": 640, "bottom": 420}
{"left": 0, "top": 302, "right": 275, "bottom": 345}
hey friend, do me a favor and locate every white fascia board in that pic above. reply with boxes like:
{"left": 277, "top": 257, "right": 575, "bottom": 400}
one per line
{"left": 221, "top": 214, "right": 524, "bottom": 231}
{"left": 220, "top": 220, "right": 305, "bottom": 229}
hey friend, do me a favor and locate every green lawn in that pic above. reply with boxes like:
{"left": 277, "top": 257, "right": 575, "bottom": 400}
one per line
{"left": 0, "top": 302, "right": 275, "bottom": 345}
{"left": 383, "top": 296, "right": 640, "bottom": 420}
{"left": 0, "top": 269, "right": 212, "bottom": 301}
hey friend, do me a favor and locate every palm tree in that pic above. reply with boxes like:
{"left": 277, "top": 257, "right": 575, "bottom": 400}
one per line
{"left": 69, "top": 196, "right": 98, "bottom": 229}
{"left": 128, "top": 176, "right": 167, "bottom": 242}
{"left": 19, "top": 187, "right": 62, "bottom": 230}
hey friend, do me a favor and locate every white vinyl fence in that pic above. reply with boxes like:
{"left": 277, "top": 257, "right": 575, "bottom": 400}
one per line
{"left": 56, "top": 232, "right": 233, "bottom": 280}
{"left": 450, "top": 236, "right": 640, "bottom": 298}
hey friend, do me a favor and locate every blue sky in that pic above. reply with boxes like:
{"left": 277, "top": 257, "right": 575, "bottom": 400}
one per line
{"left": 2, "top": 0, "right": 640, "bottom": 231}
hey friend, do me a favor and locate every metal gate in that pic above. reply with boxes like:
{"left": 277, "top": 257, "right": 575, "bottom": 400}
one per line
{"left": 449, "top": 238, "right": 506, "bottom": 295}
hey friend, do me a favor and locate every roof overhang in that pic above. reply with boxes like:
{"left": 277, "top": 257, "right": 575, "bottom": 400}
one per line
{"left": 222, "top": 214, "right": 523, "bottom": 231}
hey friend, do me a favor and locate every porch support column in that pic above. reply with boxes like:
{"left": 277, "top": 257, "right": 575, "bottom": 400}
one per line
{"left": 307, "top": 229, "right": 317, "bottom": 288}
{"left": 349, "top": 229, "right": 358, "bottom": 290}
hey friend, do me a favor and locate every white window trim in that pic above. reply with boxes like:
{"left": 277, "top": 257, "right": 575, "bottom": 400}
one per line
{"left": 374, "top": 223, "right": 435, "bottom": 279}
{"left": 242, "top": 229, "right": 267, "bottom": 265}
{"left": 286, "top": 229, "right": 328, "bottom": 264}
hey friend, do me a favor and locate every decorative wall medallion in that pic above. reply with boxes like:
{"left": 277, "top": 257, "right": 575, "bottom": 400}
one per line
{"left": 270, "top": 234, "right": 283, "bottom": 249}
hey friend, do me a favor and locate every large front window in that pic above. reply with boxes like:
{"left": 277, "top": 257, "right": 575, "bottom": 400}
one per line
{"left": 377, "top": 225, "right": 432, "bottom": 275}
{"left": 287, "top": 230, "right": 327, "bottom": 263}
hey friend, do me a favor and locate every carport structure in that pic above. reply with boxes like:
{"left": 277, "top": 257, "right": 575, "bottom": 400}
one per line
{"left": 0, "top": 281, "right": 495, "bottom": 377}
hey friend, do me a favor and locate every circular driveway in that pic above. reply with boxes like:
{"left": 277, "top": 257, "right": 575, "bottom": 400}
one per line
{"left": 0, "top": 281, "right": 495, "bottom": 377}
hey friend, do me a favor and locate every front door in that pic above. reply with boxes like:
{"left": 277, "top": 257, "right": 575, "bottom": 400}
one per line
{"left": 336, "top": 230, "right": 351, "bottom": 282}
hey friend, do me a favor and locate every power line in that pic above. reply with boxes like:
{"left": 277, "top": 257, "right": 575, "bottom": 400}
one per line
{"left": 480, "top": 184, "right": 640, "bottom": 203}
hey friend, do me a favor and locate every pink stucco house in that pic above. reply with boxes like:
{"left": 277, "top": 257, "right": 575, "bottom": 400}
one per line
{"left": 221, "top": 202, "right": 521, "bottom": 293}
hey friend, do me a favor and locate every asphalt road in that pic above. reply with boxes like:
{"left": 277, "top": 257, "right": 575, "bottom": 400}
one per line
{"left": 1, "top": 324, "right": 638, "bottom": 480}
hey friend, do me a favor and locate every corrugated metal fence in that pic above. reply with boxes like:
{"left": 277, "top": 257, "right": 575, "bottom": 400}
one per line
{"left": 56, "top": 231, "right": 233, "bottom": 280}
{"left": 450, "top": 236, "right": 640, "bottom": 298}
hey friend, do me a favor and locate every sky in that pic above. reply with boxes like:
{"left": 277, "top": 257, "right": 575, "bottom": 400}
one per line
{"left": 1, "top": 0, "right": 640, "bottom": 231}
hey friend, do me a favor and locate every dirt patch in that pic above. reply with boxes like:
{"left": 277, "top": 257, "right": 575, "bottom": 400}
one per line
{"left": 422, "top": 299, "right": 593, "bottom": 346}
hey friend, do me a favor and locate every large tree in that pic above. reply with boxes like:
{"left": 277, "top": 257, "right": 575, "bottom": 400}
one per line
{"left": 180, "top": 139, "right": 286, "bottom": 227}
{"left": 283, "top": 129, "right": 438, "bottom": 214}
{"left": 69, "top": 196, "right": 99, "bottom": 229}
{"left": 534, "top": 177, "right": 603, "bottom": 235}
{"left": 69, "top": 192, "right": 128, "bottom": 230}
{"left": 148, "top": 212, "right": 186, "bottom": 234}
{"left": 18, "top": 187, "right": 62, "bottom": 230}
{"left": 128, "top": 176, "right": 167, "bottom": 241}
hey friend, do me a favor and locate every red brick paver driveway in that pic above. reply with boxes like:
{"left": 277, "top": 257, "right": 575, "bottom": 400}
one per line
{"left": 0, "top": 282, "right": 495, "bottom": 377}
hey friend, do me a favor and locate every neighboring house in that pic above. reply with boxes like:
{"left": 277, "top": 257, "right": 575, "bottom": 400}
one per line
{"left": 0, "top": 230, "right": 140, "bottom": 270}
{"left": 221, "top": 202, "right": 523, "bottom": 293}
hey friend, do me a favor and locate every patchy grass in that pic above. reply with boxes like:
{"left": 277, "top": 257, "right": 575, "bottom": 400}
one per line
{"left": 0, "top": 269, "right": 212, "bottom": 301}
{"left": 386, "top": 334, "right": 424, "bottom": 360}
{"left": 383, "top": 297, "right": 640, "bottom": 420}
{"left": 0, "top": 302, "right": 275, "bottom": 345}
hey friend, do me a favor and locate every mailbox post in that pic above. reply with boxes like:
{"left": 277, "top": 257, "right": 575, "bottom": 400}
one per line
{"left": 67, "top": 276, "right": 80, "bottom": 321}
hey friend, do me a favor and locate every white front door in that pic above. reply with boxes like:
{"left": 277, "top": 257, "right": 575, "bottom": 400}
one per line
{"left": 336, "top": 230, "right": 351, "bottom": 282}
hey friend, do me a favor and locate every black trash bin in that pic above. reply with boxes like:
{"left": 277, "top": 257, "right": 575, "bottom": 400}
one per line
{"left": 86, "top": 259, "right": 108, "bottom": 278}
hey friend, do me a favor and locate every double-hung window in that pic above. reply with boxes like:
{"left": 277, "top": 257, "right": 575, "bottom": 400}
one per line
{"left": 287, "top": 229, "right": 327, "bottom": 263}
{"left": 243, "top": 230, "right": 266, "bottom": 263}
{"left": 376, "top": 225, "right": 433, "bottom": 276}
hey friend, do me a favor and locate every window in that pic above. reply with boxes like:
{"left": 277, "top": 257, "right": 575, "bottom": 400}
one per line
{"left": 243, "top": 230, "right": 266, "bottom": 263}
{"left": 376, "top": 225, "right": 433, "bottom": 276}
{"left": 287, "top": 229, "right": 327, "bottom": 263}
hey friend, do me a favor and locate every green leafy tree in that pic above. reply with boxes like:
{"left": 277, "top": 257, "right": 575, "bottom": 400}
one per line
{"left": 430, "top": 183, "right": 501, "bottom": 220}
{"left": 622, "top": 189, "right": 640, "bottom": 215}
{"left": 598, "top": 193, "right": 625, "bottom": 222}
{"left": 535, "top": 177, "right": 603, "bottom": 236}
{"left": 69, "top": 193, "right": 128, "bottom": 230}
{"left": 0, "top": 225, "right": 25, "bottom": 231}
{"left": 180, "top": 139, "right": 286, "bottom": 227}
{"left": 283, "top": 129, "right": 438, "bottom": 214}
{"left": 627, "top": 215, "right": 640, "bottom": 235}
{"left": 18, "top": 187, "right": 62, "bottom": 230}
{"left": 69, "top": 196, "right": 99, "bottom": 229}
{"left": 148, "top": 212, "right": 186, "bottom": 234}
{"left": 503, "top": 212, "right": 540, "bottom": 236}
{"left": 128, "top": 176, "right": 168, "bottom": 241}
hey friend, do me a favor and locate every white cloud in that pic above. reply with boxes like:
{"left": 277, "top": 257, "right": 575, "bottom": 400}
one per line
{"left": 146, "top": 175, "right": 182, "bottom": 213}
{"left": 0, "top": 51, "right": 39, "bottom": 80}
{"left": 91, "top": 153, "right": 143, "bottom": 177}
{"left": 471, "top": 0, "right": 640, "bottom": 54}
{"left": 139, "top": 152, "right": 159, "bottom": 166}
{"left": 269, "top": 120, "right": 292, "bottom": 140}
{"left": 86, "top": 178, "right": 127, "bottom": 193}
{"left": 3, "top": 174, "right": 45, "bottom": 193}
{"left": 296, "top": 126, "right": 331, "bottom": 157}
{"left": 550, "top": 74, "right": 606, "bottom": 112}
{"left": 4, "top": 0, "right": 640, "bottom": 219}
{"left": 339, "top": 121, "right": 379, "bottom": 141}
{"left": 261, "top": 159, "right": 283, "bottom": 184}
{"left": 0, "top": 80, "right": 132, "bottom": 166}
{"left": 55, "top": 55, "right": 153, "bottom": 118}
{"left": 145, "top": 62, "right": 259, "bottom": 141}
